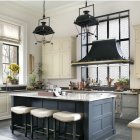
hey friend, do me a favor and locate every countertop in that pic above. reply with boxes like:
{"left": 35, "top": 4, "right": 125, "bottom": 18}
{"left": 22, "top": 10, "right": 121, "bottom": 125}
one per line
{"left": 1, "top": 89, "right": 138, "bottom": 95}
{"left": 62, "top": 90, "right": 139, "bottom": 95}
{"left": 10, "top": 92, "right": 116, "bottom": 102}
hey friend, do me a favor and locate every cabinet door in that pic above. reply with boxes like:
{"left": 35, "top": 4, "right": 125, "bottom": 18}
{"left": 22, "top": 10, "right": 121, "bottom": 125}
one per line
{"left": 0, "top": 94, "right": 11, "bottom": 120}
{"left": 122, "top": 108, "right": 138, "bottom": 120}
{"left": 134, "top": 25, "right": 140, "bottom": 78}
{"left": 42, "top": 54, "right": 53, "bottom": 79}
{"left": 52, "top": 53, "right": 60, "bottom": 78}
{"left": 122, "top": 94, "right": 138, "bottom": 108}
{"left": 61, "top": 52, "right": 71, "bottom": 78}
{"left": 42, "top": 37, "right": 76, "bottom": 79}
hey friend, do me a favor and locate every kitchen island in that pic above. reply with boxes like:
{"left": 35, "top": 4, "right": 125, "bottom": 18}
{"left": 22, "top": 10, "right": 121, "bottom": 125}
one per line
{"left": 10, "top": 92, "right": 116, "bottom": 140}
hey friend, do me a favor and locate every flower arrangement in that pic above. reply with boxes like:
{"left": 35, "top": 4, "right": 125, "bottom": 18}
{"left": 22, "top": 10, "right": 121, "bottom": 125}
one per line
{"left": 8, "top": 63, "right": 20, "bottom": 74}
{"left": 7, "top": 63, "right": 20, "bottom": 84}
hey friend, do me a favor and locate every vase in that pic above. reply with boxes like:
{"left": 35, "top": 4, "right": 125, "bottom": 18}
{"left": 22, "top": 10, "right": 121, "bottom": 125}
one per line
{"left": 11, "top": 79, "right": 18, "bottom": 85}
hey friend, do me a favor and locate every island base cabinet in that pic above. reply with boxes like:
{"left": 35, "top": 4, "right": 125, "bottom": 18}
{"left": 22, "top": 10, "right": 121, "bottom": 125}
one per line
{"left": 11, "top": 96, "right": 115, "bottom": 140}
{"left": 0, "top": 93, "right": 11, "bottom": 120}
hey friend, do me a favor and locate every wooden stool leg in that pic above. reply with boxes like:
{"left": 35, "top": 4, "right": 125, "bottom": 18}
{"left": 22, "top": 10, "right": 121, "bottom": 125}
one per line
{"left": 64, "top": 123, "right": 67, "bottom": 140}
{"left": 31, "top": 115, "right": 33, "bottom": 139}
{"left": 73, "top": 122, "right": 76, "bottom": 140}
{"left": 11, "top": 112, "right": 14, "bottom": 134}
{"left": 25, "top": 114, "right": 28, "bottom": 137}
{"left": 46, "top": 117, "right": 49, "bottom": 140}
{"left": 53, "top": 119, "right": 56, "bottom": 140}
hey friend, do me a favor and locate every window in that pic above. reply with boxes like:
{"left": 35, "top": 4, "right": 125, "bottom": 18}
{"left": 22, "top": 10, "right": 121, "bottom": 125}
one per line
{"left": 81, "top": 10, "right": 130, "bottom": 86}
{"left": 0, "top": 19, "right": 20, "bottom": 84}
{"left": 2, "top": 44, "right": 19, "bottom": 84}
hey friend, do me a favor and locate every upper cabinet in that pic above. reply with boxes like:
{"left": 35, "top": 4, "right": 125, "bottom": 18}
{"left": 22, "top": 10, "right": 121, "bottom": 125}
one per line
{"left": 42, "top": 37, "right": 76, "bottom": 79}
{"left": 134, "top": 25, "right": 140, "bottom": 78}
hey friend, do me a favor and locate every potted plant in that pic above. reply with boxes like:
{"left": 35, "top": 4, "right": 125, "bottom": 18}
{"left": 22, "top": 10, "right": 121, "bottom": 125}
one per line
{"left": 114, "top": 78, "right": 129, "bottom": 91}
{"left": 7, "top": 63, "right": 20, "bottom": 84}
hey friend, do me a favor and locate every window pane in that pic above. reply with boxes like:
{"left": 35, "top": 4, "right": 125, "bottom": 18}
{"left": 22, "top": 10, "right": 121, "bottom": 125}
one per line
{"left": 10, "top": 46, "right": 18, "bottom": 63}
{"left": 121, "top": 64, "right": 129, "bottom": 78}
{"left": 2, "top": 44, "right": 18, "bottom": 83}
{"left": 109, "top": 19, "right": 119, "bottom": 39}
{"left": 2, "top": 45, "right": 9, "bottom": 63}
{"left": 120, "top": 41, "right": 129, "bottom": 59}
{"left": 81, "top": 46, "right": 87, "bottom": 58}
{"left": 121, "top": 18, "right": 129, "bottom": 39}
{"left": 81, "top": 67, "right": 87, "bottom": 81}
{"left": 98, "top": 22, "right": 107, "bottom": 40}
{"left": 88, "top": 65, "right": 97, "bottom": 82}
{"left": 2, "top": 64, "right": 10, "bottom": 83}
{"left": 109, "top": 64, "right": 119, "bottom": 84}
{"left": 98, "top": 65, "right": 107, "bottom": 86}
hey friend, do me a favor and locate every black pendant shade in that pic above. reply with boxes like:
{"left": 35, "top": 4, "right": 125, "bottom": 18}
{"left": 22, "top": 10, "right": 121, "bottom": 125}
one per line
{"left": 33, "top": 22, "right": 54, "bottom": 36}
{"left": 74, "top": 10, "right": 98, "bottom": 27}
{"left": 33, "top": 0, "right": 54, "bottom": 44}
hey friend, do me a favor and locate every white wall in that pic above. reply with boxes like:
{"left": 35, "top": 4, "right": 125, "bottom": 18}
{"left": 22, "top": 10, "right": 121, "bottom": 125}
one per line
{"left": 0, "top": 2, "right": 42, "bottom": 84}
{"left": 47, "top": 1, "right": 140, "bottom": 89}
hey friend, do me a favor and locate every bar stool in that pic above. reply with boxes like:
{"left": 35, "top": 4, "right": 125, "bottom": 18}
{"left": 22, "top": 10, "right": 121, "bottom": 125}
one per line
{"left": 53, "top": 111, "right": 83, "bottom": 140}
{"left": 11, "top": 106, "right": 34, "bottom": 137}
{"left": 30, "top": 108, "right": 57, "bottom": 139}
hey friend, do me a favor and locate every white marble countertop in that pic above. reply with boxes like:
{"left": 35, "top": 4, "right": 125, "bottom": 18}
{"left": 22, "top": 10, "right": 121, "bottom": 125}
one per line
{"left": 62, "top": 90, "right": 138, "bottom": 95}
{"left": 10, "top": 92, "right": 116, "bottom": 102}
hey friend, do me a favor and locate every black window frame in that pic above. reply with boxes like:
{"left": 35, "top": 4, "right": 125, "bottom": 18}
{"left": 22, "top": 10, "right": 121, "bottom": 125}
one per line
{"left": 2, "top": 43, "right": 19, "bottom": 83}
{"left": 81, "top": 10, "right": 130, "bottom": 87}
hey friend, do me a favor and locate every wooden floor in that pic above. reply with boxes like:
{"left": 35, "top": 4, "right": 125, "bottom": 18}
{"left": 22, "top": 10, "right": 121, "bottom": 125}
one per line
{"left": 0, "top": 119, "right": 131, "bottom": 140}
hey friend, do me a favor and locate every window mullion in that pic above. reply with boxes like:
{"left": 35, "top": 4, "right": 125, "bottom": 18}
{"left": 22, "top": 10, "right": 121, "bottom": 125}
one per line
{"left": 107, "top": 16, "right": 109, "bottom": 39}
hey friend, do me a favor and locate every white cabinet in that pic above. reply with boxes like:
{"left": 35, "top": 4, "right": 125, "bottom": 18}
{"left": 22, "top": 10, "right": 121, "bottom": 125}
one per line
{"left": 134, "top": 25, "right": 140, "bottom": 78}
{"left": 42, "top": 37, "right": 76, "bottom": 79}
{"left": 0, "top": 93, "right": 11, "bottom": 120}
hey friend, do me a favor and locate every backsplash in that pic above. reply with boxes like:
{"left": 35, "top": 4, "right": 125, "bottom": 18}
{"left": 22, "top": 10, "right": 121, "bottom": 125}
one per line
{"left": 48, "top": 79, "right": 78, "bottom": 88}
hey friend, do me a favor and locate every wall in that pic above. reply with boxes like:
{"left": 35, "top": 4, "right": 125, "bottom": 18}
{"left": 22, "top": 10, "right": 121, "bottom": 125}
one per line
{"left": 0, "top": 2, "right": 42, "bottom": 84}
{"left": 46, "top": 1, "right": 140, "bottom": 89}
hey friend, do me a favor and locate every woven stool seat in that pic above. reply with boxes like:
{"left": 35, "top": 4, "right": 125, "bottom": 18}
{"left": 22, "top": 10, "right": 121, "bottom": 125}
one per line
{"left": 53, "top": 111, "right": 82, "bottom": 122}
{"left": 11, "top": 106, "right": 34, "bottom": 114}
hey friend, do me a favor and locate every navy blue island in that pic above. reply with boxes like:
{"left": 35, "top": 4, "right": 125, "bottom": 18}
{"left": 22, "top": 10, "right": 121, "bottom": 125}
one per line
{"left": 10, "top": 92, "right": 116, "bottom": 140}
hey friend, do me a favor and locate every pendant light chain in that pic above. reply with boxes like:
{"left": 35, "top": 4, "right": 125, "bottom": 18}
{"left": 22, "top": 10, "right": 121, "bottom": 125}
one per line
{"left": 43, "top": 0, "right": 45, "bottom": 19}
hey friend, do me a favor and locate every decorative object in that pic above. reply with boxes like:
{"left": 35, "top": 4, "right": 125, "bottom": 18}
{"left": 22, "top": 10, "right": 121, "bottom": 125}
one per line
{"left": 8, "top": 63, "right": 20, "bottom": 84}
{"left": 33, "top": 0, "right": 54, "bottom": 45}
{"left": 114, "top": 77, "right": 129, "bottom": 91}
{"left": 106, "top": 77, "right": 114, "bottom": 87}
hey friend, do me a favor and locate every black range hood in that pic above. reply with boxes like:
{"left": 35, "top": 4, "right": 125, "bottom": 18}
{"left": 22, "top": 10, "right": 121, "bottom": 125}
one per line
{"left": 72, "top": 39, "right": 133, "bottom": 66}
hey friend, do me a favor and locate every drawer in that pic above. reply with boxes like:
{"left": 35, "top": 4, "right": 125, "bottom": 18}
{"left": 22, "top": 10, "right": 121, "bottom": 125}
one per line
{"left": 122, "top": 108, "right": 138, "bottom": 120}
{"left": 122, "top": 95, "right": 138, "bottom": 108}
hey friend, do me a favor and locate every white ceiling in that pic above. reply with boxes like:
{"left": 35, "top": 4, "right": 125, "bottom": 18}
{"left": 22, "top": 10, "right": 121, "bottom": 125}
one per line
{"left": 0, "top": 1, "right": 82, "bottom": 17}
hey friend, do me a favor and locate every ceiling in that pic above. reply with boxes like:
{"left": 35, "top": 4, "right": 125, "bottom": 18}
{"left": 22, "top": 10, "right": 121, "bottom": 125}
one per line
{"left": 0, "top": 1, "right": 82, "bottom": 17}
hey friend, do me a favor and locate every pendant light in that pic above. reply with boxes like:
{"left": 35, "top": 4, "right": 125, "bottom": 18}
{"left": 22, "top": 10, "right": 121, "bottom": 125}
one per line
{"left": 33, "top": 0, "right": 54, "bottom": 45}
{"left": 74, "top": 1, "right": 98, "bottom": 37}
